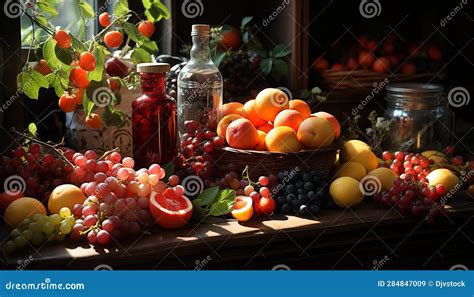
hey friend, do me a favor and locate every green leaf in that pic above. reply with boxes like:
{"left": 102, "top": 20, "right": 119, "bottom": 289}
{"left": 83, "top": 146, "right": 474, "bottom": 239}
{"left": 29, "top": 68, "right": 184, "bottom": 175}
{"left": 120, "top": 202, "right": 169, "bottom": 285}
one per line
{"left": 192, "top": 199, "right": 208, "bottom": 221}
{"left": 145, "top": 1, "right": 171, "bottom": 22}
{"left": 208, "top": 189, "right": 236, "bottom": 217}
{"left": 270, "top": 59, "right": 288, "bottom": 82}
{"left": 241, "top": 16, "right": 253, "bottom": 29}
{"left": 273, "top": 44, "right": 292, "bottom": 58}
{"left": 43, "top": 38, "right": 66, "bottom": 70}
{"left": 260, "top": 58, "right": 273, "bottom": 76}
{"left": 163, "top": 162, "right": 175, "bottom": 181}
{"left": 131, "top": 48, "right": 152, "bottom": 64}
{"left": 114, "top": 0, "right": 129, "bottom": 17}
{"left": 55, "top": 45, "right": 73, "bottom": 65}
{"left": 242, "top": 31, "right": 249, "bottom": 44}
{"left": 247, "top": 46, "right": 267, "bottom": 58}
{"left": 102, "top": 107, "right": 126, "bottom": 128}
{"left": 311, "top": 86, "right": 322, "bottom": 94}
{"left": 140, "top": 40, "right": 159, "bottom": 53}
{"left": 78, "top": 2, "right": 95, "bottom": 18}
{"left": 212, "top": 51, "right": 226, "bottom": 68}
{"left": 46, "top": 70, "right": 69, "bottom": 97}
{"left": 28, "top": 123, "right": 37, "bottom": 137}
{"left": 123, "top": 22, "right": 142, "bottom": 43}
{"left": 37, "top": 0, "right": 59, "bottom": 16}
{"left": 83, "top": 94, "right": 95, "bottom": 117}
{"left": 196, "top": 187, "right": 220, "bottom": 207}
{"left": 71, "top": 36, "right": 88, "bottom": 53}
{"left": 87, "top": 45, "right": 106, "bottom": 82}
{"left": 142, "top": 0, "right": 152, "bottom": 9}
{"left": 18, "top": 69, "right": 49, "bottom": 99}
{"left": 36, "top": 16, "right": 48, "bottom": 27}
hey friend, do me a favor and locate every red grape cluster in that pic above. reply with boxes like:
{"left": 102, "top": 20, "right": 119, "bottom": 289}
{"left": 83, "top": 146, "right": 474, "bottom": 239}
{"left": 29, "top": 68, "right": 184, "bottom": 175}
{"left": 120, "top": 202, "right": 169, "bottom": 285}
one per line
{"left": 0, "top": 143, "right": 74, "bottom": 202}
{"left": 373, "top": 176, "right": 446, "bottom": 224}
{"left": 175, "top": 120, "right": 225, "bottom": 180}
{"left": 382, "top": 151, "right": 432, "bottom": 181}
{"left": 69, "top": 152, "right": 169, "bottom": 245}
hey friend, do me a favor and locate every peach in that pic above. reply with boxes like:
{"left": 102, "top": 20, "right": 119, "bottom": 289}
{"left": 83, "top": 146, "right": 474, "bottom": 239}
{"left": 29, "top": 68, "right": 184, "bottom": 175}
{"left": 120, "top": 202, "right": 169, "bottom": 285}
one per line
{"left": 312, "top": 111, "right": 341, "bottom": 139}
{"left": 274, "top": 109, "right": 304, "bottom": 132}
{"left": 289, "top": 99, "right": 311, "bottom": 119}
{"left": 218, "top": 102, "right": 244, "bottom": 120}
{"left": 265, "top": 127, "right": 302, "bottom": 152}
{"left": 253, "top": 130, "right": 267, "bottom": 151}
{"left": 226, "top": 118, "right": 259, "bottom": 149}
{"left": 217, "top": 114, "right": 243, "bottom": 138}
{"left": 257, "top": 122, "right": 273, "bottom": 133}
{"left": 297, "top": 117, "right": 334, "bottom": 149}
{"left": 255, "top": 88, "right": 289, "bottom": 122}
{"left": 243, "top": 99, "right": 266, "bottom": 127}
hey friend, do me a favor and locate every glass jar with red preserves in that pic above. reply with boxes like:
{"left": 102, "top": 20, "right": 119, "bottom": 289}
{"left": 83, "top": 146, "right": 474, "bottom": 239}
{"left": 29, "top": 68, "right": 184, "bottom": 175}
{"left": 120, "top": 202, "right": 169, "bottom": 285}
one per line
{"left": 132, "top": 63, "right": 177, "bottom": 168}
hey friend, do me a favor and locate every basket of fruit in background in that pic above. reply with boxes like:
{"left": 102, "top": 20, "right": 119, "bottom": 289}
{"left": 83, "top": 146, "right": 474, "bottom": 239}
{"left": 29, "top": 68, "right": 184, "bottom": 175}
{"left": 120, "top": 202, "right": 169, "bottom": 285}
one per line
{"left": 211, "top": 88, "right": 342, "bottom": 179}
{"left": 313, "top": 34, "right": 445, "bottom": 95}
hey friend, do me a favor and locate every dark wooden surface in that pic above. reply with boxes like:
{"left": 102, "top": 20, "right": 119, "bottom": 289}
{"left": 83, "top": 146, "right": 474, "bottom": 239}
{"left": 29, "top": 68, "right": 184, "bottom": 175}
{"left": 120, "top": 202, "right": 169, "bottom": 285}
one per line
{"left": 2, "top": 195, "right": 473, "bottom": 270}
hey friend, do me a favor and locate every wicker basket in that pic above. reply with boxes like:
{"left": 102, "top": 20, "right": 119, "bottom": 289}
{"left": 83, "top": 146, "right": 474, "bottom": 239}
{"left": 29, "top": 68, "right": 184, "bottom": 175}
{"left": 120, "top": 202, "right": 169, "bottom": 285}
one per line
{"left": 212, "top": 141, "right": 342, "bottom": 179}
{"left": 321, "top": 70, "right": 438, "bottom": 95}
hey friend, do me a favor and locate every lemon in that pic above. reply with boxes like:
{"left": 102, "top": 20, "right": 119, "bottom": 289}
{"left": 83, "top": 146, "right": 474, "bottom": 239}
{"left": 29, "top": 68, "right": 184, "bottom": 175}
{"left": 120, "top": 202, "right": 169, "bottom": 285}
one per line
{"left": 48, "top": 184, "right": 86, "bottom": 214}
{"left": 4, "top": 197, "right": 47, "bottom": 229}
{"left": 426, "top": 169, "right": 459, "bottom": 192}
{"left": 422, "top": 150, "right": 446, "bottom": 163}
{"left": 340, "top": 140, "right": 378, "bottom": 171}
{"left": 334, "top": 162, "right": 367, "bottom": 181}
{"left": 329, "top": 177, "right": 364, "bottom": 208}
{"left": 367, "top": 167, "right": 397, "bottom": 191}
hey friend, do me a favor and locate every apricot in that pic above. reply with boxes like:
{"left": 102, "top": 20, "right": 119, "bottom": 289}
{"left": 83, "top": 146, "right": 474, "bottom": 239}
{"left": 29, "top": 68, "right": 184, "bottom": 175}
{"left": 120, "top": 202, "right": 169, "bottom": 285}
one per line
{"left": 312, "top": 111, "right": 341, "bottom": 139}
{"left": 257, "top": 122, "right": 273, "bottom": 133}
{"left": 243, "top": 99, "right": 266, "bottom": 127}
{"left": 274, "top": 109, "right": 304, "bottom": 132}
{"left": 217, "top": 114, "right": 243, "bottom": 138}
{"left": 226, "top": 118, "right": 259, "bottom": 149}
{"left": 218, "top": 102, "right": 244, "bottom": 120}
{"left": 297, "top": 117, "right": 334, "bottom": 149}
{"left": 289, "top": 99, "right": 311, "bottom": 119}
{"left": 253, "top": 130, "right": 267, "bottom": 151}
{"left": 255, "top": 88, "right": 289, "bottom": 122}
{"left": 265, "top": 127, "right": 302, "bottom": 153}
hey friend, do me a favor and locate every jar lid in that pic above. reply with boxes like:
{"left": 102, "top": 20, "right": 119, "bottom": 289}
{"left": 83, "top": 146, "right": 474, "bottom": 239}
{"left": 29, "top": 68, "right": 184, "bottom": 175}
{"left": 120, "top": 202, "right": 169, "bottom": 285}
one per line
{"left": 137, "top": 63, "right": 170, "bottom": 73}
{"left": 386, "top": 83, "right": 444, "bottom": 94}
{"left": 191, "top": 24, "right": 210, "bottom": 36}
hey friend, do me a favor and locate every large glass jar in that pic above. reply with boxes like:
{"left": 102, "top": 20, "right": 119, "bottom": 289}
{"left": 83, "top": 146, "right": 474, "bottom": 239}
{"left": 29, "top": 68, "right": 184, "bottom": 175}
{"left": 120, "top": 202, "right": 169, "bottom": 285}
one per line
{"left": 385, "top": 83, "right": 454, "bottom": 152}
{"left": 177, "top": 24, "right": 223, "bottom": 137}
{"left": 132, "top": 63, "right": 177, "bottom": 168}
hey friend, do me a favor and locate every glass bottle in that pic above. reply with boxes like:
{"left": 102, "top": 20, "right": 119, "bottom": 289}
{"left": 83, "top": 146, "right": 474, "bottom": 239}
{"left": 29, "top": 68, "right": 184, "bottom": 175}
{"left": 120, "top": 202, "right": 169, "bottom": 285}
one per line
{"left": 177, "top": 24, "right": 223, "bottom": 137}
{"left": 384, "top": 83, "right": 454, "bottom": 152}
{"left": 132, "top": 63, "right": 177, "bottom": 168}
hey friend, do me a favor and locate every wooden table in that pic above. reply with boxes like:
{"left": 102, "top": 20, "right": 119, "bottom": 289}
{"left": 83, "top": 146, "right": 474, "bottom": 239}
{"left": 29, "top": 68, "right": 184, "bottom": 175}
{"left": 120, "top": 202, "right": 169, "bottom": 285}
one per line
{"left": 2, "top": 196, "right": 473, "bottom": 270}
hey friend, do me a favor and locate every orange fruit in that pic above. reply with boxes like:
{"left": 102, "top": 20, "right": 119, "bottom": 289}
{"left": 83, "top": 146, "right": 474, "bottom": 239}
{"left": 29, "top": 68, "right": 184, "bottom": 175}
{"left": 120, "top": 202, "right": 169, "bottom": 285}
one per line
{"left": 72, "top": 88, "right": 84, "bottom": 104}
{"left": 138, "top": 21, "right": 155, "bottom": 37}
{"left": 85, "top": 113, "right": 104, "bottom": 129}
{"left": 372, "top": 57, "right": 391, "bottom": 73}
{"left": 220, "top": 25, "right": 242, "bottom": 50}
{"left": 104, "top": 31, "right": 123, "bottom": 49}
{"left": 48, "top": 184, "right": 86, "bottom": 214}
{"left": 70, "top": 67, "right": 90, "bottom": 88}
{"left": 58, "top": 92, "right": 77, "bottom": 113}
{"left": 265, "top": 126, "right": 302, "bottom": 152}
{"left": 255, "top": 88, "right": 289, "bottom": 122}
{"left": 243, "top": 99, "right": 266, "bottom": 126}
{"left": 253, "top": 130, "right": 267, "bottom": 151}
{"left": 79, "top": 51, "right": 96, "bottom": 71}
{"left": 358, "top": 50, "right": 375, "bottom": 68}
{"left": 218, "top": 102, "right": 244, "bottom": 120}
{"left": 54, "top": 30, "right": 71, "bottom": 49}
{"left": 274, "top": 109, "right": 304, "bottom": 132}
{"left": 289, "top": 99, "right": 311, "bottom": 119}
{"left": 231, "top": 196, "right": 253, "bottom": 221}
{"left": 34, "top": 59, "right": 52, "bottom": 75}
{"left": 257, "top": 122, "right": 273, "bottom": 133}
{"left": 226, "top": 118, "right": 259, "bottom": 149}
{"left": 217, "top": 114, "right": 243, "bottom": 138}
{"left": 4, "top": 197, "right": 47, "bottom": 229}
{"left": 99, "top": 12, "right": 111, "bottom": 27}
{"left": 312, "top": 111, "right": 341, "bottom": 139}
{"left": 297, "top": 117, "right": 334, "bottom": 149}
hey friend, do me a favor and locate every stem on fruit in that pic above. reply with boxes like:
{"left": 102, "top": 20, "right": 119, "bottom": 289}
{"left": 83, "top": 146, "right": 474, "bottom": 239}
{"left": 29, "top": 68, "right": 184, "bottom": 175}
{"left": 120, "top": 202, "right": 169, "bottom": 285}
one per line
{"left": 98, "top": 147, "right": 120, "bottom": 161}
{"left": 9, "top": 128, "right": 76, "bottom": 168}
